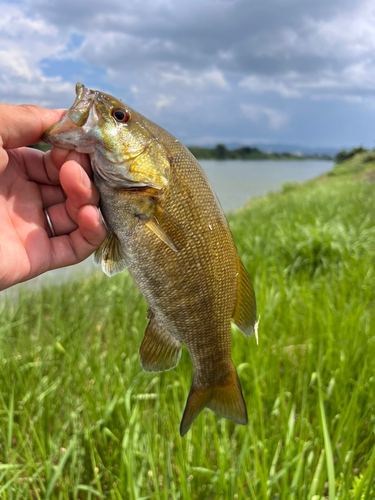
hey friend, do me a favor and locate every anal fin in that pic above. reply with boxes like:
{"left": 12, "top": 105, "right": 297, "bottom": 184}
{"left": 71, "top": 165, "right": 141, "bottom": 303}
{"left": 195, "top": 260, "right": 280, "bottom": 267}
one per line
{"left": 232, "top": 257, "right": 257, "bottom": 338}
{"left": 180, "top": 363, "right": 248, "bottom": 436}
{"left": 94, "top": 231, "right": 131, "bottom": 276}
{"left": 139, "top": 313, "right": 182, "bottom": 372}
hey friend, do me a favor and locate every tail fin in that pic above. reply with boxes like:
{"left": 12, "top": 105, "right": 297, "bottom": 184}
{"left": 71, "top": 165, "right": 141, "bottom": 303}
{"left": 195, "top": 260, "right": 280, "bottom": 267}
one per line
{"left": 180, "top": 363, "right": 248, "bottom": 436}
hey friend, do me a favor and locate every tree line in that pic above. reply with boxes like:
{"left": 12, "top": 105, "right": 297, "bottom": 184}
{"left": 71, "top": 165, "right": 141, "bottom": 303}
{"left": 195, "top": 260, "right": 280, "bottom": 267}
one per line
{"left": 188, "top": 144, "right": 331, "bottom": 161}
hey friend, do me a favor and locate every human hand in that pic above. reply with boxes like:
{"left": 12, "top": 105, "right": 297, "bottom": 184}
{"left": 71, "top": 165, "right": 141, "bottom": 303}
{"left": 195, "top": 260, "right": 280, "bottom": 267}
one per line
{"left": 0, "top": 104, "right": 107, "bottom": 291}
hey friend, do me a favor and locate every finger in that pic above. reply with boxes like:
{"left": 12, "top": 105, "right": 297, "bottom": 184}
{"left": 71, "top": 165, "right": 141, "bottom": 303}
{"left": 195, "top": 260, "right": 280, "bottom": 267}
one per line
{"left": 3, "top": 146, "right": 61, "bottom": 186}
{"left": 77, "top": 204, "right": 106, "bottom": 246}
{"left": 60, "top": 159, "right": 100, "bottom": 223}
{"left": 0, "top": 105, "right": 66, "bottom": 150}
{"left": 44, "top": 203, "right": 77, "bottom": 236}
{"left": 40, "top": 185, "right": 66, "bottom": 209}
{"left": 32, "top": 148, "right": 90, "bottom": 186}
{"left": 50, "top": 146, "right": 92, "bottom": 177}
{"left": 49, "top": 205, "right": 106, "bottom": 269}
{"left": 0, "top": 148, "right": 8, "bottom": 176}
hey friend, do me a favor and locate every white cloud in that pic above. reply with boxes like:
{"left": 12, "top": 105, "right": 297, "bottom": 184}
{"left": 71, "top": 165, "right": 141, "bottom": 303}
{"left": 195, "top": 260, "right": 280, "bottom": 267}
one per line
{"left": 155, "top": 94, "right": 175, "bottom": 110}
{"left": 0, "top": 50, "right": 34, "bottom": 81}
{"left": 239, "top": 74, "right": 302, "bottom": 98}
{"left": 0, "top": 3, "right": 74, "bottom": 107}
{"left": 239, "top": 60, "right": 375, "bottom": 101}
{"left": 241, "top": 104, "right": 288, "bottom": 130}
{"left": 233, "top": 0, "right": 375, "bottom": 103}
{"left": 302, "top": 1, "right": 375, "bottom": 59}
{"left": 160, "top": 68, "right": 229, "bottom": 90}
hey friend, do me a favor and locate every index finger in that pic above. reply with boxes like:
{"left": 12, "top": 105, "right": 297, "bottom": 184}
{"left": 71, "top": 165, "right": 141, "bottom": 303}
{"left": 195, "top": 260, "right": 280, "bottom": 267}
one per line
{"left": 0, "top": 104, "right": 66, "bottom": 150}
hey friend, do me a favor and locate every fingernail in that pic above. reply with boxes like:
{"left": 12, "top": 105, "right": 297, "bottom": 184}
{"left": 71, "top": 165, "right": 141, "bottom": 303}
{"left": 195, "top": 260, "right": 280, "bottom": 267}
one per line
{"left": 81, "top": 169, "right": 91, "bottom": 189}
{"left": 67, "top": 150, "right": 82, "bottom": 164}
{"left": 97, "top": 208, "right": 104, "bottom": 225}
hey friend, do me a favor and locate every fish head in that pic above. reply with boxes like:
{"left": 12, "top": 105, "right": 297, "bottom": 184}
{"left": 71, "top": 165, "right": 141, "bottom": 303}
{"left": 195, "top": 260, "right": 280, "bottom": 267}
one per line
{"left": 43, "top": 83, "right": 170, "bottom": 189}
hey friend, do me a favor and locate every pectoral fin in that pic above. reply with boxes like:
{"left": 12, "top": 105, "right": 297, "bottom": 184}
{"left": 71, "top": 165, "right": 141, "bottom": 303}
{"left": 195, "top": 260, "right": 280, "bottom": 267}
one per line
{"left": 143, "top": 204, "right": 186, "bottom": 253}
{"left": 232, "top": 257, "right": 257, "bottom": 337}
{"left": 94, "top": 231, "right": 131, "bottom": 276}
{"left": 139, "top": 312, "right": 182, "bottom": 372}
{"left": 145, "top": 219, "right": 178, "bottom": 252}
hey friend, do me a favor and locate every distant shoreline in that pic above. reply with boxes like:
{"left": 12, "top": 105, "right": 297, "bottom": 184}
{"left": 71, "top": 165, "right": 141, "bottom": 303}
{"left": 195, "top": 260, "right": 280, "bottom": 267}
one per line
{"left": 188, "top": 144, "right": 332, "bottom": 161}
{"left": 29, "top": 142, "right": 333, "bottom": 161}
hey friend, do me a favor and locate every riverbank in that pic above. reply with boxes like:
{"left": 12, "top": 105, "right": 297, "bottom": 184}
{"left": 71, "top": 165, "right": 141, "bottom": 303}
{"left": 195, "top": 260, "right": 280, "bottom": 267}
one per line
{"left": 0, "top": 161, "right": 374, "bottom": 498}
{"left": 188, "top": 144, "right": 332, "bottom": 161}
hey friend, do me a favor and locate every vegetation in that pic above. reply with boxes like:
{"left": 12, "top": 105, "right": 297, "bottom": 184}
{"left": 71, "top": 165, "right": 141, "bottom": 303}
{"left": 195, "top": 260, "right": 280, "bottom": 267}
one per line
{"left": 0, "top": 158, "right": 375, "bottom": 498}
{"left": 330, "top": 147, "right": 375, "bottom": 178}
{"left": 188, "top": 144, "right": 331, "bottom": 161}
{"left": 28, "top": 143, "right": 52, "bottom": 153}
{"left": 334, "top": 146, "right": 368, "bottom": 165}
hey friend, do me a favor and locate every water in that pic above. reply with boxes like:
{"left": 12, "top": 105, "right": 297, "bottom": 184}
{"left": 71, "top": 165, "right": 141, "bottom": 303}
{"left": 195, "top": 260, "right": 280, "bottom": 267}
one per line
{"left": 200, "top": 160, "right": 332, "bottom": 212}
{"left": 1, "top": 160, "right": 332, "bottom": 296}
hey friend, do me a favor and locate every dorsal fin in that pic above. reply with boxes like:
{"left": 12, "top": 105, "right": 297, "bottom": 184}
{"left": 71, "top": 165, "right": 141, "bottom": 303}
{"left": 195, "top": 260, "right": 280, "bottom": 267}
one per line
{"left": 94, "top": 231, "right": 131, "bottom": 276}
{"left": 143, "top": 204, "right": 186, "bottom": 252}
{"left": 139, "top": 312, "right": 182, "bottom": 372}
{"left": 232, "top": 257, "right": 257, "bottom": 337}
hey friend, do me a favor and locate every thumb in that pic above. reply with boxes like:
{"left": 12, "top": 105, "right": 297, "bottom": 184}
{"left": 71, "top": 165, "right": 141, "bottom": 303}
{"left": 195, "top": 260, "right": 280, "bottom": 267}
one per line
{"left": 0, "top": 104, "right": 66, "bottom": 177}
{"left": 0, "top": 104, "right": 66, "bottom": 151}
{"left": 0, "top": 148, "right": 8, "bottom": 176}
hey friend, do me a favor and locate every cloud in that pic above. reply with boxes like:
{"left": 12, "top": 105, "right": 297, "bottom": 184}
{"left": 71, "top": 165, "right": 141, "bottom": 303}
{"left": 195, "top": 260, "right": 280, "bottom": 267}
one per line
{"left": 1, "top": 0, "right": 375, "bottom": 146}
{"left": 236, "top": 0, "right": 375, "bottom": 101}
{"left": 155, "top": 94, "right": 175, "bottom": 110}
{"left": 159, "top": 69, "right": 229, "bottom": 90}
{"left": 13, "top": 0, "right": 375, "bottom": 104}
{"left": 241, "top": 104, "right": 288, "bottom": 130}
{"left": 0, "top": 3, "right": 74, "bottom": 106}
{"left": 34, "top": 0, "right": 375, "bottom": 104}
{"left": 239, "top": 74, "right": 302, "bottom": 98}
{"left": 239, "top": 61, "right": 375, "bottom": 102}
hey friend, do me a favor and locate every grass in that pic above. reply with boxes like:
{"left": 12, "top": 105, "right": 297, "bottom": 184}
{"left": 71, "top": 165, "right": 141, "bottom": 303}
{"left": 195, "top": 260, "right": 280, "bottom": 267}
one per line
{"left": 0, "top": 163, "right": 375, "bottom": 498}
{"left": 328, "top": 151, "right": 375, "bottom": 177}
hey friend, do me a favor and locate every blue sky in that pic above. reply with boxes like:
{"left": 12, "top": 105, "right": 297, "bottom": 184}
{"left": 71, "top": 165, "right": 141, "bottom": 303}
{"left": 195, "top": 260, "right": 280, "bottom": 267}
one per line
{"left": 1, "top": 0, "right": 375, "bottom": 150}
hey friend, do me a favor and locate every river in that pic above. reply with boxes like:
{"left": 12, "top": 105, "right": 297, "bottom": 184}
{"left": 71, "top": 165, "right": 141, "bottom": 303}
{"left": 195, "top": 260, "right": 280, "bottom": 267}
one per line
{"left": 200, "top": 159, "right": 331, "bottom": 212}
{"left": 1, "top": 160, "right": 332, "bottom": 296}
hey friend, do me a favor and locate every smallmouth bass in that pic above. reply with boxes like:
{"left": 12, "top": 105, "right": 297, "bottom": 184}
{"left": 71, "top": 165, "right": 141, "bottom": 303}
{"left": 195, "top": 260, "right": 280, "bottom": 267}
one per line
{"left": 43, "top": 83, "right": 257, "bottom": 436}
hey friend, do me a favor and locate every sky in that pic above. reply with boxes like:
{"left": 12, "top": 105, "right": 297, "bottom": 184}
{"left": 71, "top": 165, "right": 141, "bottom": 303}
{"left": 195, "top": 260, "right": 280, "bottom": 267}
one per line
{"left": 1, "top": 0, "right": 375, "bottom": 150}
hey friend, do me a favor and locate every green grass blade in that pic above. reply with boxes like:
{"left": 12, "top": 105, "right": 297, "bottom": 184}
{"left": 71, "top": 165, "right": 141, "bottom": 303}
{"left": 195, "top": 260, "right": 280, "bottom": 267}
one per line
{"left": 44, "top": 438, "right": 76, "bottom": 499}
{"left": 318, "top": 374, "right": 335, "bottom": 500}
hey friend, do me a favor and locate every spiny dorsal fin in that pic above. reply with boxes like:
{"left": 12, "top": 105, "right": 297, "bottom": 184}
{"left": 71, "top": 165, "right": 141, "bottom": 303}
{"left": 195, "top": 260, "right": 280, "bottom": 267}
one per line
{"left": 144, "top": 204, "right": 186, "bottom": 253}
{"left": 180, "top": 363, "right": 248, "bottom": 436}
{"left": 231, "top": 257, "right": 257, "bottom": 338}
{"left": 139, "top": 313, "right": 182, "bottom": 372}
{"left": 94, "top": 231, "right": 131, "bottom": 276}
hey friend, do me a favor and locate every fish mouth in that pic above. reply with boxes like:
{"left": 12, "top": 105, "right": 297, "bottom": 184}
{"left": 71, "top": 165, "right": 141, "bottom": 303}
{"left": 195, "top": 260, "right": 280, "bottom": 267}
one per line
{"left": 43, "top": 87, "right": 108, "bottom": 151}
{"left": 42, "top": 114, "right": 85, "bottom": 146}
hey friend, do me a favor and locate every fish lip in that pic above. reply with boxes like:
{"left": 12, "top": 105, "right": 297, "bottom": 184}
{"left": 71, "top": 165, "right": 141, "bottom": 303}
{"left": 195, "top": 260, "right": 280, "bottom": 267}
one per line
{"left": 42, "top": 115, "right": 84, "bottom": 145}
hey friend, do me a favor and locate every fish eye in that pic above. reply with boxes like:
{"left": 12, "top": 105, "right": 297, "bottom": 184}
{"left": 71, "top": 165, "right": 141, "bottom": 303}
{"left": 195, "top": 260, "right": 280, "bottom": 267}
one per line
{"left": 112, "top": 108, "right": 131, "bottom": 123}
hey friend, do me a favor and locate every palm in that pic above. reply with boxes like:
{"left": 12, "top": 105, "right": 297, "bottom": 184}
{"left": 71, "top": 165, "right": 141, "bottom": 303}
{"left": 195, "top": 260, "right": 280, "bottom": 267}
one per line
{"left": 0, "top": 146, "right": 106, "bottom": 291}
{"left": 1, "top": 149, "right": 54, "bottom": 284}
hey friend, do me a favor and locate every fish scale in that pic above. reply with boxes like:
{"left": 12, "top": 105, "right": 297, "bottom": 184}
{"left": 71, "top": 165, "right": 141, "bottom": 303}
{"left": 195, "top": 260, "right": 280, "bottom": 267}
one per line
{"left": 43, "top": 83, "right": 257, "bottom": 436}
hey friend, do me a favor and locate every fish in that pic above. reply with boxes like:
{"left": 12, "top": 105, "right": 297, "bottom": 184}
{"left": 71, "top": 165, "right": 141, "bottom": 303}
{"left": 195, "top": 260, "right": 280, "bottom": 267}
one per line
{"left": 43, "top": 83, "right": 257, "bottom": 436}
